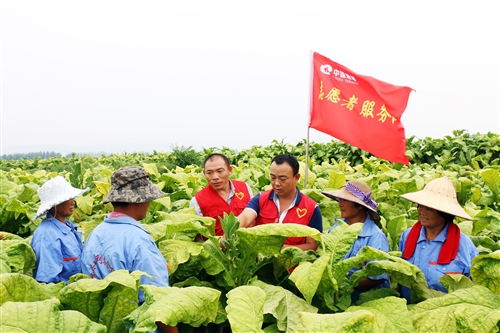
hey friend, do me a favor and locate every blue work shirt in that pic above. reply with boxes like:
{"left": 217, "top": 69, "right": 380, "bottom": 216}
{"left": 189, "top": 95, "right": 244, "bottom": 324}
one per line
{"left": 398, "top": 222, "right": 479, "bottom": 303}
{"left": 81, "top": 215, "right": 169, "bottom": 303}
{"left": 30, "top": 214, "right": 84, "bottom": 283}
{"left": 328, "top": 216, "right": 391, "bottom": 301}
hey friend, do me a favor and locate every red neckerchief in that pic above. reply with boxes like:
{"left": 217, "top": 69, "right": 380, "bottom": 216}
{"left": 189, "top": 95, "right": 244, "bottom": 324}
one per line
{"left": 403, "top": 221, "right": 461, "bottom": 264}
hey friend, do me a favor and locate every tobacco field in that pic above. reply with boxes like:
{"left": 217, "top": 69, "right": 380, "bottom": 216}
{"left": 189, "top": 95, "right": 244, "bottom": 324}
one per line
{"left": 1, "top": 130, "right": 499, "bottom": 333}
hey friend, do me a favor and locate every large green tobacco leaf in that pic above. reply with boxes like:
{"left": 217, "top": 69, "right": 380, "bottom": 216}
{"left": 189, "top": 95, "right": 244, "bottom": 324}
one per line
{"left": 0, "top": 239, "right": 36, "bottom": 274}
{"left": 438, "top": 274, "right": 474, "bottom": 293}
{"left": 471, "top": 250, "right": 500, "bottom": 293}
{"left": 99, "top": 285, "right": 139, "bottom": 333}
{"left": 319, "top": 222, "right": 362, "bottom": 266}
{"left": 250, "top": 280, "right": 318, "bottom": 333}
{"left": 295, "top": 310, "right": 374, "bottom": 333}
{"left": 324, "top": 170, "right": 346, "bottom": 190}
{"left": 481, "top": 168, "right": 499, "bottom": 198}
{"left": 0, "top": 273, "right": 50, "bottom": 306}
{"left": 386, "top": 215, "right": 408, "bottom": 251}
{"left": 345, "top": 296, "right": 415, "bottom": 333}
{"left": 0, "top": 325, "right": 25, "bottom": 332}
{"left": 237, "top": 223, "right": 322, "bottom": 256}
{"left": 195, "top": 223, "right": 323, "bottom": 290}
{"left": 149, "top": 212, "right": 215, "bottom": 241}
{"left": 58, "top": 269, "right": 144, "bottom": 331}
{"left": 158, "top": 239, "right": 203, "bottom": 274}
{"left": 410, "top": 285, "right": 500, "bottom": 333}
{"left": 123, "top": 285, "right": 221, "bottom": 332}
{"left": 289, "top": 254, "right": 330, "bottom": 304}
{"left": 347, "top": 247, "right": 427, "bottom": 290}
{"left": 226, "top": 286, "right": 266, "bottom": 333}
{"left": 74, "top": 195, "right": 94, "bottom": 215}
{"left": 0, "top": 298, "right": 106, "bottom": 333}
{"left": 200, "top": 236, "right": 232, "bottom": 277}
{"left": 41, "top": 281, "right": 66, "bottom": 298}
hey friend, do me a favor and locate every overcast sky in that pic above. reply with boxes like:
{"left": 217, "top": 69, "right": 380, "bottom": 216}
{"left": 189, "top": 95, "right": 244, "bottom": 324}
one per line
{"left": 1, "top": 0, "right": 499, "bottom": 156}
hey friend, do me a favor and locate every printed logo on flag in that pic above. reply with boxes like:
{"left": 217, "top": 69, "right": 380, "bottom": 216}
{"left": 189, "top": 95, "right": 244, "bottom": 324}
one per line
{"left": 320, "top": 63, "right": 358, "bottom": 85}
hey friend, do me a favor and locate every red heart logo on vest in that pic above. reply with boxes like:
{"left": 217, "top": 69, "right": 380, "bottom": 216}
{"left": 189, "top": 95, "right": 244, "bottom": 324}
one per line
{"left": 235, "top": 192, "right": 244, "bottom": 200}
{"left": 297, "top": 208, "right": 307, "bottom": 218}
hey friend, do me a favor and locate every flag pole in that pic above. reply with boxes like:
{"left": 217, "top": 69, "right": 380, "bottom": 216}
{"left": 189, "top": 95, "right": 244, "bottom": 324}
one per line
{"left": 304, "top": 50, "right": 314, "bottom": 188}
{"left": 304, "top": 127, "right": 310, "bottom": 187}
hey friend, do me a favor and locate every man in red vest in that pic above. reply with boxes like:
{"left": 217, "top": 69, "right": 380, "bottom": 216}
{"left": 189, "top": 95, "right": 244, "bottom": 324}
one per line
{"left": 190, "top": 153, "right": 253, "bottom": 236}
{"left": 237, "top": 154, "right": 323, "bottom": 251}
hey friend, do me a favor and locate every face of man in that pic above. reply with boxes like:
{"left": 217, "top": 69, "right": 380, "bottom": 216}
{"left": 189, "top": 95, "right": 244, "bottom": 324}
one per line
{"left": 270, "top": 161, "right": 299, "bottom": 198}
{"left": 203, "top": 156, "right": 232, "bottom": 192}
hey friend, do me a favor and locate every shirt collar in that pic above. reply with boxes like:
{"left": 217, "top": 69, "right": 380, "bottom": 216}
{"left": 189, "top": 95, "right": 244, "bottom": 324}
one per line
{"left": 336, "top": 215, "right": 376, "bottom": 237}
{"left": 104, "top": 215, "right": 149, "bottom": 233}
{"left": 268, "top": 187, "right": 302, "bottom": 205}
{"left": 46, "top": 213, "right": 75, "bottom": 234}
{"left": 358, "top": 215, "right": 378, "bottom": 237}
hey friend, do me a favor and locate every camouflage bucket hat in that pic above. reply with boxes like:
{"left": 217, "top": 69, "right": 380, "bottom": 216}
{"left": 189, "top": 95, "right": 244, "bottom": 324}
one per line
{"left": 103, "top": 166, "right": 164, "bottom": 204}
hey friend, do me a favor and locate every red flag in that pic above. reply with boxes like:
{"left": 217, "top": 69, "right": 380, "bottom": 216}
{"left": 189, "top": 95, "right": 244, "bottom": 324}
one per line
{"left": 309, "top": 52, "right": 414, "bottom": 165}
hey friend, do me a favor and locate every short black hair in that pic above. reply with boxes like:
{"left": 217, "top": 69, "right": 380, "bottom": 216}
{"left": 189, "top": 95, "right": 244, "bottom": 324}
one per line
{"left": 203, "top": 153, "right": 230, "bottom": 169}
{"left": 271, "top": 154, "right": 299, "bottom": 175}
{"left": 438, "top": 211, "right": 455, "bottom": 224}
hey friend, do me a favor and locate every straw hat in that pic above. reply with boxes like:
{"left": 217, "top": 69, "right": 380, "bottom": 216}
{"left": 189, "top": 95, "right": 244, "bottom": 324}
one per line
{"left": 322, "top": 179, "right": 380, "bottom": 221}
{"left": 400, "top": 176, "right": 473, "bottom": 220}
{"left": 103, "top": 166, "right": 164, "bottom": 204}
{"left": 34, "top": 176, "right": 90, "bottom": 220}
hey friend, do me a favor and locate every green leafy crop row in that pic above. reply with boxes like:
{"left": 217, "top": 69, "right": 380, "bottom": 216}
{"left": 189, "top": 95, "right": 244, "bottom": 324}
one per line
{"left": 1, "top": 130, "right": 499, "bottom": 332}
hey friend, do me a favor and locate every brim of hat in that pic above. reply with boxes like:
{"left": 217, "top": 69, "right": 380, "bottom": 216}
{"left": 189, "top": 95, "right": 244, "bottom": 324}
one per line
{"left": 103, "top": 183, "right": 164, "bottom": 203}
{"left": 400, "top": 191, "right": 473, "bottom": 220}
{"left": 322, "top": 189, "right": 380, "bottom": 220}
{"left": 33, "top": 187, "right": 90, "bottom": 221}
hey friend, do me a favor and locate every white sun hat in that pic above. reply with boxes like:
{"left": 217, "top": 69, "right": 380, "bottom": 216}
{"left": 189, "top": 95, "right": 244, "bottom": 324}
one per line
{"left": 33, "top": 176, "right": 90, "bottom": 221}
{"left": 400, "top": 176, "right": 473, "bottom": 220}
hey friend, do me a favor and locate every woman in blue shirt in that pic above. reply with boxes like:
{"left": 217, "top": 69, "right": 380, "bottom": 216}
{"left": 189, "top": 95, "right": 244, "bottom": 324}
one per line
{"left": 398, "top": 176, "right": 478, "bottom": 303}
{"left": 31, "top": 176, "right": 89, "bottom": 283}
{"left": 323, "top": 179, "right": 390, "bottom": 303}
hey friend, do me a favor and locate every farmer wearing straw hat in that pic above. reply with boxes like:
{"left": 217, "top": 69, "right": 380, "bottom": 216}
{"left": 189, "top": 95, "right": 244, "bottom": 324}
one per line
{"left": 81, "top": 166, "right": 178, "bottom": 333}
{"left": 398, "top": 176, "right": 479, "bottom": 304}
{"left": 31, "top": 176, "right": 90, "bottom": 283}
{"left": 323, "top": 179, "right": 390, "bottom": 303}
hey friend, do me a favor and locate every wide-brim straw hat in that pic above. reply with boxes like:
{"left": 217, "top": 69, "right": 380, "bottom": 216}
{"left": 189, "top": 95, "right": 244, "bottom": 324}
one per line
{"left": 322, "top": 179, "right": 380, "bottom": 221}
{"left": 103, "top": 166, "right": 164, "bottom": 204}
{"left": 400, "top": 176, "right": 473, "bottom": 220}
{"left": 34, "top": 176, "right": 90, "bottom": 220}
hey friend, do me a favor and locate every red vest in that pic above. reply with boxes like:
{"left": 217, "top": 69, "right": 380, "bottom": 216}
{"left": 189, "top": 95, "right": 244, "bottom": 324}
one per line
{"left": 256, "top": 189, "right": 317, "bottom": 245}
{"left": 195, "top": 180, "right": 251, "bottom": 236}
